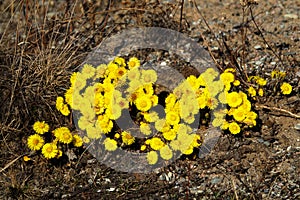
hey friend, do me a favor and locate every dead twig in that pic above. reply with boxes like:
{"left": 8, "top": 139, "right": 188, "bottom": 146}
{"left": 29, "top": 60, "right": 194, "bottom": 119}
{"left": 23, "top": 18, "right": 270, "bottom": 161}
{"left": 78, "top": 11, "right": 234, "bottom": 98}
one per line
{"left": 255, "top": 104, "right": 300, "bottom": 119}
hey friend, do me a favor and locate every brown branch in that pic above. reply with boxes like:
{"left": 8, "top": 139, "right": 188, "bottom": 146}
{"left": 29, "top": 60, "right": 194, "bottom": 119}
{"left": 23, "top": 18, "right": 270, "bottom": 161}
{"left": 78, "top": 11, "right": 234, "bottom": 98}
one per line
{"left": 255, "top": 104, "right": 300, "bottom": 119}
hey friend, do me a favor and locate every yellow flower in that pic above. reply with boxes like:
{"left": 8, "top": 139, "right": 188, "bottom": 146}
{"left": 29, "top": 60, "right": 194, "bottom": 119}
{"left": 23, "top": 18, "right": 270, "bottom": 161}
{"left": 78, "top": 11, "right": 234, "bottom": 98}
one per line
{"left": 42, "top": 143, "right": 58, "bottom": 159}
{"left": 150, "top": 137, "right": 165, "bottom": 150}
{"left": 160, "top": 145, "right": 173, "bottom": 160}
{"left": 226, "top": 92, "right": 243, "bottom": 108}
{"left": 135, "top": 96, "right": 152, "bottom": 112}
{"left": 258, "top": 88, "right": 264, "bottom": 96}
{"left": 212, "top": 117, "right": 225, "bottom": 127}
{"left": 239, "top": 99, "right": 251, "bottom": 112}
{"left": 70, "top": 72, "right": 78, "bottom": 86}
{"left": 127, "top": 57, "right": 140, "bottom": 69}
{"left": 162, "top": 129, "right": 177, "bottom": 141}
{"left": 280, "top": 82, "right": 292, "bottom": 95}
{"left": 114, "top": 57, "right": 126, "bottom": 67}
{"left": 33, "top": 121, "right": 49, "bottom": 134}
{"left": 220, "top": 72, "right": 235, "bottom": 85}
{"left": 27, "top": 134, "right": 44, "bottom": 150}
{"left": 56, "top": 96, "right": 64, "bottom": 111}
{"left": 121, "top": 131, "right": 135, "bottom": 145}
{"left": 191, "top": 134, "right": 201, "bottom": 147}
{"left": 53, "top": 127, "right": 73, "bottom": 144}
{"left": 232, "top": 107, "right": 246, "bottom": 122}
{"left": 154, "top": 119, "right": 167, "bottom": 132}
{"left": 147, "top": 151, "right": 158, "bottom": 165}
{"left": 248, "top": 86, "right": 256, "bottom": 97}
{"left": 140, "top": 145, "right": 147, "bottom": 151}
{"left": 23, "top": 156, "right": 31, "bottom": 162}
{"left": 103, "top": 138, "right": 118, "bottom": 151}
{"left": 83, "top": 136, "right": 90, "bottom": 143}
{"left": 256, "top": 77, "right": 267, "bottom": 86}
{"left": 106, "top": 62, "right": 118, "bottom": 75}
{"left": 114, "top": 133, "right": 120, "bottom": 139}
{"left": 73, "top": 73, "right": 87, "bottom": 91}
{"left": 166, "top": 111, "right": 180, "bottom": 125}
{"left": 81, "top": 64, "right": 95, "bottom": 79}
{"left": 143, "top": 111, "right": 159, "bottom": 123}
{"left": 127, "top": 67, "right": 140, "bottom": 80}
{"left": 233, "top": 79, "right": 240, "bottom": 86}
{"left": 141, "top": 69, "right": 157, "bottom": 84}
{"left": 97, "top": 119, "right": 114, "bottom": 134}
{"left": 140, "top": 122, "right": 152, "bottom": 135}
{"left": 115, "top": 67, "right": 127, "bottom": 79}
{"left": 186, "top": 75, "right": 200, "bottom": 91}
{"left": 60, "top": 104, "right": 70, "bottom": 116}
{"left": 56, "top": 150, "right": 63, "bottom": 158}
{"left": 73, "top": 134, "right": 83, "bottom": 147}
{"left": 228, "top": 122, "right": 241, "bottom": 134}
{"left": 95, "top": 64, "right": 107, "bottom": 78}
{"left": 64, "top": 87, "right": 74, "bottom": 107}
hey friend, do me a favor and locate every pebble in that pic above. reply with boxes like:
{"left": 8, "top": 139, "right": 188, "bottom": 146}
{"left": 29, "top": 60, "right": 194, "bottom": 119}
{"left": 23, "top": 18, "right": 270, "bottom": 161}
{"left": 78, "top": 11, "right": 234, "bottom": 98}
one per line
{"left": 254, "top": 45, "right": 262, "bottom": 50}
{"left": 270, "top": 61, "right": 276, "bottom": 65}
{"left": 211, "top": 177, "right": 222, "bottom": 184}
{"left": 107, "top": 187, "right": 116, "bottom": 192}
{"left": 284, "top": 14, "right": 298, "bottom": 19}
{"left": 294, "top": 124, "right": 300, "bottom": 131}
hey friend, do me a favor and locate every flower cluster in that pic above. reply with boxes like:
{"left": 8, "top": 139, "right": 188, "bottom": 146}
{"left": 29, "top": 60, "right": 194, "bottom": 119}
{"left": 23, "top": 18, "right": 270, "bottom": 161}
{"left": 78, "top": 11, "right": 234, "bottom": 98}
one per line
{"left": 27, "top": 55, "right": 294, "bottom": 165}
{"left": 27, "top": 121, "right": 83, "bottom": 159}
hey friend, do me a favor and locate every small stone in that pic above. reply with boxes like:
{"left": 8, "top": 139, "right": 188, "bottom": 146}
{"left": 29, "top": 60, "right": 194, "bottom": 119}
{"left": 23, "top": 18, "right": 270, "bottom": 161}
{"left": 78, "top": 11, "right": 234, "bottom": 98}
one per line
{"left": 294, "top": 124, "right": 300, "bottom": 130}
{"left": 284, "top": 14, "right": 298, "bottom": 19}
{"left": 211, "top": 177, "right": 222, "bottom": 184}
{"left": 254, "top": 45, "right": 262, "bottom": 50}
{"left": 107, "top": 188, "right": 115, "bottom": 192}
{"left": 270, "top": 61, "right": 276, "bottom": 65}
{"left": 287, "top": 146, "right": 292, "bottom": 152}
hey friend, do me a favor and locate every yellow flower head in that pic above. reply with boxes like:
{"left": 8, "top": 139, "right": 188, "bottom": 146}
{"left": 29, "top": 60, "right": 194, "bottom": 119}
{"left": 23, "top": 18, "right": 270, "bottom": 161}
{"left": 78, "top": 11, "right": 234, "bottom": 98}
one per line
{"left": 33, "top": 121, "right": 49, "bottom": 134}
{"left": 160, "top": 145, "right": 173, "bottom": 160}
{"left": 53, "top": 127, "right": 73, "bottom": 144}
{"left": 73, "top": 134, "right": 83, "bottom": 147}
{"left": 141, "top": 69, "right": 157, "bottom": 84}
{"left": 248, "top": 86, "right": 257, "bottom": 97}
{"left": 95, "top": 64, "right": 107, "bottom": 78}
{"left": 166, "top": 111, "right": 180, "bottom": 125}
{"left": 103, "top": 138, "right": 118, "bottom": 151}
{"left": 127, "top": 57, "right": 140, "bottom": 69}
{"left": 143, "top": 111, "right": 159, "bottom": 123}
{"left": 114, "top": 57, "right": 126, "bottom": 67}
{"left": 228, "top": 122, "right": 241, "bottom": 134}
{"left": 140, "top": 145, "right": 147, "bottom": 151}
{"left": 127, "top": 67, "right": 140, "bottom": 81}
{"left": 147, "top": 151, "right": 158, "bottom": 165}
{"left": 135, "top": 96, "right": 152, "bottom": 112}
{"left": 220, "top": 72, "right": 235, "bottom": 85}
{"left": 280, "top": 82, "right": 292, "bottom": 95}
{"left": 232, "top": 107, "right": 246, "bottom": 122}
{"left": 115, "top": 67, "right": 127, "bottom": 79}
{"left": 23, "top": 156, "right": 31, "bottom": 162}
{"left": 162, "top": 129, "right": 177, "bottom": 141}
{"left": 226, "top": 92, "right": 243, "bottom": 108}
{"left": 81, "top": 64, "right": 95, "bottom": 79}
{"left": 258, "top": 88, "right": 264, "bottom": 96}
{"left": 150, "top": 137, "right": 165, "bottom": 150}
{"left": 256, "top": 77, "right": 267, "bottom": 86}
{"left": 140, "top": 122, "right": 152, "bottom": 135}
{"left": 121, "top": 131, "right": 135, "bottom": 145}
{"left": 42, "top": 143, "right": 58, "bottom": 159}
{"left": 27, "top": 134, "right": 44, "bottom": 150}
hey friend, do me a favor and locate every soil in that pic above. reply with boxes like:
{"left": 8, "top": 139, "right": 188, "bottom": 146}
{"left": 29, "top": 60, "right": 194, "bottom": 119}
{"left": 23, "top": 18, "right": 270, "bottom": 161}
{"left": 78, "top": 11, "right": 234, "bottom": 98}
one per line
{"left": 0, "top": 0, "right": 299, "bottom": 199}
